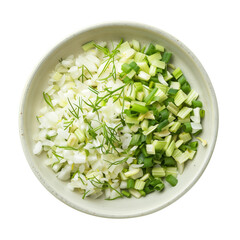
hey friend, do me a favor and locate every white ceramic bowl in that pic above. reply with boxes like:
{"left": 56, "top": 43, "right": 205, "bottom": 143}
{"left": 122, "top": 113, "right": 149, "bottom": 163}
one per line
{"left": 19, "top": 23, "right": 218, "bottom": 218}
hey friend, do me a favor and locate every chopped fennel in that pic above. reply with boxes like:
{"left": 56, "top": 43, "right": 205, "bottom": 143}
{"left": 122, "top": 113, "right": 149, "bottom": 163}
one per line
{"left": 33, "top": 39, "right": 206, "bottom": 200}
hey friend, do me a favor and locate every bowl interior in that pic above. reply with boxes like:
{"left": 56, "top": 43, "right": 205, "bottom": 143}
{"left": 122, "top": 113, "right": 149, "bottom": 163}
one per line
{"left": 20, "top": 24, "right": 218, "bottom": 218}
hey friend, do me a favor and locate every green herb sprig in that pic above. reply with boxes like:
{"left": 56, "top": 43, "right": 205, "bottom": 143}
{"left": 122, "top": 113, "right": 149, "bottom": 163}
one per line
{"left": 43, "top": 92, "right": 54, "bottom": 110}
{"left": 92, "top": 122, "right": 122, "bottom": 154}
{"left": 63, "top": 118, "right": 74, "bottom": 130}
{"left": 51, "top": 150, "right": 64, "bottom": 167}
{"left": 83, "top": 84, "right": 127, "bottom": 117}
{"left": 68, "top": 97, "right": 83, "bottom": 119}
{"left": 105, "top": 156, "right": 129, "bottom": 169}
{"left": 79, "top": 64, "right": 93, "bottom": 83}
{"left": 94, "top": 39, "right": 123, "bottom": 81}
{"left": 89, "top": 176, "right": 123, "bottom": 200}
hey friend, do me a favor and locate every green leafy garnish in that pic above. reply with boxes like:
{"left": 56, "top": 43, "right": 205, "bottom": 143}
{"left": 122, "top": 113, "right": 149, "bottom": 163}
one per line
{"left": 89, "top": 176, "right": 123, "bottom": 199}
{"left": 105, "top": 156, "right": 129, "bottom": 169}
{"left": 55, "top": 145, "right": 78, "bottom": 151}
{"left": 92, "top": 122, "right": 122, "bottom": 154}
{"left": 79, "top": 64, "right": 93, "bottom": 82}
{"left": 68, "top": 97, "right": 83, "bottom": 119}
{"left": 63, "top": 118, "right": 74, "bottom": 130}
{"left": 94, "top": 39, "right": 123, "bottom": 80}
{"left": 43, "top": 92, "right": 54, "bottom": 110}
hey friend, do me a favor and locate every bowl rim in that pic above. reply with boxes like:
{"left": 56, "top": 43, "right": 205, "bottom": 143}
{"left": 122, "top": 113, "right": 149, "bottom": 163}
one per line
{"left": 19, "top": 22, "right": 219, "bottom": 218}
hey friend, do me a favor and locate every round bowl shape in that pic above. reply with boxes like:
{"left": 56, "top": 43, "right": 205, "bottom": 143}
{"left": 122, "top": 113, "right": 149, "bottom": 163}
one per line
{"left": 19, "top": 23, "right": 218, "bottom": 218}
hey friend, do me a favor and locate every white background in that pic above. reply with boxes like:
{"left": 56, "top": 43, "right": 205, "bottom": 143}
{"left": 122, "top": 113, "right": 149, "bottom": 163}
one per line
{"left": 1, "top": 0, "right": 239, "bottom": 239}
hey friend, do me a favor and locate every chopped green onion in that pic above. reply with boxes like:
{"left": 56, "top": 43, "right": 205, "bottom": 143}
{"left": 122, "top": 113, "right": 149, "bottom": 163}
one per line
{"left": 154, "top": 181, "right": 165, "bottom": 191}
{"left": 149, "top": 65, "right": 157, "bottom": 76}
{"left": 166, "top": 140, "right": 175, "bottom": 157}
{"left": 134, "top": 82, "right": 143, "bottom": 92}
{"left": 175, "top": 140, "right": 184, "bottom": 148}
{"left": 152, "top": 167, "right": 165, "bottom": 177}
{"left": 163, "top": 135, "right": 172, "bottom": 151}
{"left": 183, "top": 122, "right": 192, "bottom": 133}
{"left": 143, "top": 157, "right": 153, "bottom": 168}
{"left": 179, "top": 132, "right": 192, "bottom": 143}
{"left": 127, "top": 69, "right": 136, "bottom": 79}
{"left": 169, "top": 122, "right": 181, "bottom": 133}
{"left": 132, "top": 40, "right": 140, "bottom": 51}
{"left": 168, "top": 88, "right": 178, "bottom": 96}
{"left": 163, "top": 157, "right": 176, "bottom": 167}
{"left": 185, "top": 89, "right": 199, "bottom": 105}
{"left": 153, "top": 88, "right": 168, "bottom": 103}
{"left": 152, "top": 60, "right": 166, "bottom": 69}
{"left": 141, "top": 119, "right": 149, "bottom": 131}
{"left": 167, "top": 102, "right": 179, "bottom": 116}
{"left": 121, "top": 63, "right": 132, "bottom": 74}
{"left": 125, "top": 116, "right": 139, "bottom": 124}
{"left": 170, "top": 81, "right": 181, "bottom": 90}
{"left": 125, "top": 169, "right": 141, "bottom": 178}
{"left": 177, "top": 107, "right": 192, "bottom": 119}
{"left": 166, "top": 175, "right": 178, "bottom": 186}
{"left": 140, "top": 173, "right": 150, "bottom": 181}
{"left": 129, "top": 189, "right": 142, "bottom": 198}
{"left": 178, "top": 75, "right": 186, "bottom": 85}
{"left": 131, "top": 103, "right": 149, "bottom": 113}
{"left": 134, "top": 179, "right": 146, "bottom": 190}
{"left": 146, "top": 144, "right": 155, "bottom": 155}
{"left": 82, "top": 41, "right": 95, "bottom": 51}
{"left": 165, "top": 167, "right": 178, "bottom": 177}
{"left": 139, "top": 190, "right": 146, "bottom": 196}
{"left": 127, "top": 178, "right": 135, "bottom": 189}
{"left": 134, "top": 52, "right": 146, "bottom": 62}
{"left": 174, "top": 89, "right": 187, "bottom": 106}
{"left": 122, "top": 190, "right": 131, "bottom": 198}
{"left": 164, "top": 71, "right": 173, "bottom": 81}
{"left": 168, "top": 63, "right": 175, "bottom": 70}
{"left": 155, "top": 44, "right": 164, "bottom": 52}
{"left": 147, "top": 52, "right": 162, "bottom": 64}
{"left": 162, "top": 52, "right": 172, "bottom": 63}
{"left": 141, "top": 46, "right": 146, "bottom": 53}
{"left": 189, "top": 141, "right": 198, "bottom": 150}
{"left": 200, "top": 109, "right": 205, "bottom": 118}
{"left": 160, "top": 108, "right": 169, "bottom": 120}
{"left": 120, "top": 72, "right": 126, "bottom": 78}
{"left": 144, "top": 87, "right": 158, "bottom": 105}
{"left": 193, "top": 130, "right": 202, "bottom": 136}
{"left": 129, "top": 61, "right": 140, "bottom": 73}
{"left": 143, "top": 124, "right": 158, "bottom": 136}
{"left": 137, "top": 61, "right": 150, "bottom": 73}
{"left": 172, "top": 67, "right": 183, "bottom": 79}
{"left": 130, "top": 134, "right": 141, "bottom": 146}
{"left": 136, "top": 91, "right": 145, "bottom": 101}
{"left": 187, "top": 149, "right": 196, "bottom": 159}
{"left": 123, "top": 76, "right": 132, "bottom": 84}
{"left": 181, "top": 82, "right": 191, "bottom": 94}
{"left": 172, "top": 149, "right": 189, "bottom": 164}
{"left": 148, "top": 81, "right": 155, "bottom": 88}
{"left": 145, "top": 43, "right": 156, "bottom": 55}
{"left": 141, "top": 147, "right": 148, "bottom": 157}
{"left": 153, "top": 140, "right": 167, "bottom": 151}
{"left": 157, "top": 119, "right": 169, "bottom": 131}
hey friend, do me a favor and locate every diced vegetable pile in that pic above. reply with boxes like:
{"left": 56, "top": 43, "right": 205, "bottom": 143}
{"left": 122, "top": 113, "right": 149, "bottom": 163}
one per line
{"left": 33, "top": 39, "right": 207, "bottom": 200}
